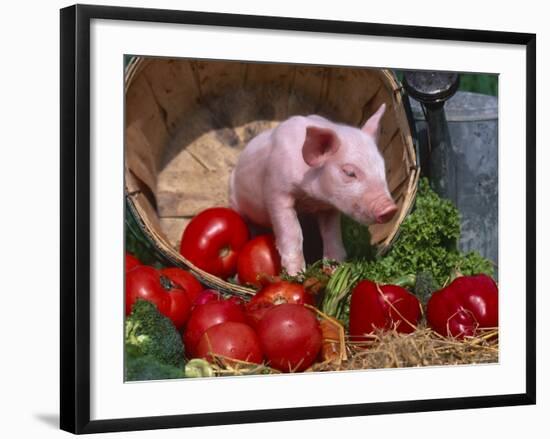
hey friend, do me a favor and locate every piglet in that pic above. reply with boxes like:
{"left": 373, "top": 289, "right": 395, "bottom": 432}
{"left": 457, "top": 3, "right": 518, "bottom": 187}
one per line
{"left": 229, "top": 104, "right": 397, "bottom": 275}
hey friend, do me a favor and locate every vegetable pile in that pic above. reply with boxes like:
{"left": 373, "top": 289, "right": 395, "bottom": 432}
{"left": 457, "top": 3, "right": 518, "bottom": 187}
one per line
{"left": 323, "top": 178, "right": 495, "bottom": 324}
{"left": 125, "top": 265, "right": 327, "bottom": 378}
{"left": 124, "top": 178, "right": 499, "bottom": 381}
{"left": 341, "top": 178, "right": 493, "bottom": 287}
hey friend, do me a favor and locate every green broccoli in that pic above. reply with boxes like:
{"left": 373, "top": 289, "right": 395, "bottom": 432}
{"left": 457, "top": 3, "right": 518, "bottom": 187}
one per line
{"left": 125, "top": 344, "right": 185, "bottom": 381}
{"left": 185, "top": 358, "right": 215, "bottom": 378}
{"left": 125, "top": 299, "right": 185, "bottom": 368}
{"left": 414, "top": 271, "right": 437, "bottom": 305}
{"left": 341, "top": 214, "right": 377, "bottom": 260}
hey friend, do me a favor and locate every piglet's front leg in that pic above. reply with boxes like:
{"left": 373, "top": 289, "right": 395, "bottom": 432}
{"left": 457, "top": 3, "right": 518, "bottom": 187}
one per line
{"left": 268, "top": 197, "right": 305, "bottom": 276}
{"left": 318, "top": 210, "right": 347, "bottom": 262}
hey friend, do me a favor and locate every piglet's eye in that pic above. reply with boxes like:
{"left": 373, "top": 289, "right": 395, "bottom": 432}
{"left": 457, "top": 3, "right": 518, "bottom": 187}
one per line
{"left": 342, "top": 167, "right": 357, "bottom": 178}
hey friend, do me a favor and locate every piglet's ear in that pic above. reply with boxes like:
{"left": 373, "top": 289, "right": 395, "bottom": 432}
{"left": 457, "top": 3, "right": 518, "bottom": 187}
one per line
{"left": 361, "top": 103, "right": 386, "bottom": 143}
{"left": 302, "top": 126, "right": 340, "bottom": 167}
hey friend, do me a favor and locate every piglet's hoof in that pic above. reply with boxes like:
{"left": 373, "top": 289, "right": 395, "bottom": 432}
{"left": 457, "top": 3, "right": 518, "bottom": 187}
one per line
{"left": 282, "top": 255, "right": 306, "bottom": 277}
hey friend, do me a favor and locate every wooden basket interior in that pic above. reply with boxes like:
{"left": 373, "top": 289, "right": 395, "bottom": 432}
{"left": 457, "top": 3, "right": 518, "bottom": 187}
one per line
{"left": 125, "top": 57, "right": 418, "bottom": 294}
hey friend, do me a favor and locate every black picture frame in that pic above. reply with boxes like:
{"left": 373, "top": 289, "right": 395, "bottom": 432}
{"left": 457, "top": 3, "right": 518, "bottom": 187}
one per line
{"left": 60, "top": 4, "right": 536, "bottom": 434}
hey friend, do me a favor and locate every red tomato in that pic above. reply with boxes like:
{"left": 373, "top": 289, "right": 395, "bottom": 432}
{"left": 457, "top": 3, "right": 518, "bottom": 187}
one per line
{"left": 237, "top": 235, "right": 281, "bottom": 288}
{"left": 427, "top": 274, "right": 498, "bottom": 339}
{"left": 125, "top": 253, "right": 141, "bottom": 272}
{"left": 257, "top": 304, "right": 322, "bottom": 372}
{"left": 245, "top": 281, "right": 314, "bottom": 328}
{"left": 125, "top": 266, "right": 171, "bottom": 317}
{"left": 160, "top": 267, "right": 203, "bottom": 304}
{"left": 184, "top": 300, "right": 247, "bottom": 358}
{"left": 226, "top": 296, "right": 245, "bottom": 308}
{"left": 179, "top": 207, "right": 249, "bottom": 279}
{"left": 125, "top": 266, "right": 192, "bottom": 329}
{"left": 166, "top": 289, "right": 192, "bottom": 330}
{"left": 191, "top": 290, "right": 245, "bottom": 313}
{"left": 193, "top": 289, "right": 223, "bottom": 306}
{"left": 195, "top": 321, "right": 263, "bottom": 364}
{"left": 349, "top": 280, "right": 421, "bottom": 340}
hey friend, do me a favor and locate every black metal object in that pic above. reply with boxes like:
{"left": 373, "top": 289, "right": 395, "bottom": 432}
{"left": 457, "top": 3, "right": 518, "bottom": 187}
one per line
{"left": 403, "top": 71, "right": 460, "bottom": 199}
{"left": 403, "top": 72, "right": 460, "bottom": 106}
{"left": 408, "top": 91, "right": 499, "bottom": 277}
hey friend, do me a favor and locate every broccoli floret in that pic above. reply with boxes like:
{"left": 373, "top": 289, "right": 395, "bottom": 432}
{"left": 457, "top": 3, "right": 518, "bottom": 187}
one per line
{"left": 414, "top": 271, "right": 437, "bottom": 305}
{"left": 125, "top": 344, "right": 185, "bottom": 381}
{"left": 185, "top": 358, "right": 215, "bottom": 378}
{"left": 341, "top": 214, "right": 377, "bottom": 260}
{"left": 125, "top": 299, "right": 185, "bottom": 368}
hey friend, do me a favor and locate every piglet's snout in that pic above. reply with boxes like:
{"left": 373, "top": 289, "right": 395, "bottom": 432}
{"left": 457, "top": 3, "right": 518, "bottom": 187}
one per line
{"left": 374, "top": 202, "right": 398, "bottom": 224}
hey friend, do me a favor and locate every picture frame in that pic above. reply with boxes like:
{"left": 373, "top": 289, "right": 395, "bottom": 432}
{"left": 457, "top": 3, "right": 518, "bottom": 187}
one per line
{"left": 60, "top": 4, "right": 536, "bottom": 434}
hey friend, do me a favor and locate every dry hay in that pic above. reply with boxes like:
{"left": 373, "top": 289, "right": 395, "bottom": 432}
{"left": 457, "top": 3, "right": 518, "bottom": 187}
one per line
{"left": 205, "top": 354, "right": 282, "bottom": 377}
{"left": 310, "top": 326, "right": 499, "bottom": 373}
{"left": 206, "top": 325, "right": 498, "bottom": 377}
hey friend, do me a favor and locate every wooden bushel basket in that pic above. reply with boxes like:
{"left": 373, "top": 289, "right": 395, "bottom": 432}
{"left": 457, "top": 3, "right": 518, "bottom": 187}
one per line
{"left": 125, "top": 57, "right": 420, "bottom": 297}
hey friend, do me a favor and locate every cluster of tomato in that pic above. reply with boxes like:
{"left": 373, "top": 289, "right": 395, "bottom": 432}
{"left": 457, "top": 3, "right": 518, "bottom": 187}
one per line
{"left": 178, "top": 207, "right": 281, "bottom": 287}
{"left": 348, "top": 274, "right": 499, "bottom": 340}
{"left": 184, "top": 283, "right": 321, "bottom": 372}
{"left": 126, "top": 254, "right": 322, "bottom": 372}
{"left": 126, "top": 206, "right": 498, "bottom": 374}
